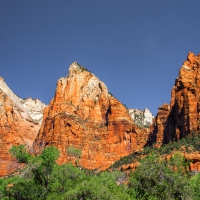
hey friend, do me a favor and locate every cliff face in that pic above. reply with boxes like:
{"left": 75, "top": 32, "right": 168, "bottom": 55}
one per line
{"left": 129, "top": 108, "right": 154, "bottom": 128}
{"left": 33, "top": 62, "right": 148, "bottom": 170}
{"left": 22, "top": 98, "right": 46, "bottom": 125}
{"left": 0, "top": 77, "right": 46, "bottom": 177}
{"left": 149, "top": 52, "right": 200, "bottom": 146}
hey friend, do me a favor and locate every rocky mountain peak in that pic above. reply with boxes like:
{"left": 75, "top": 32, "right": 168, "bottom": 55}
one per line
{"left": 0, "top": 78, "right": 46, "bottom": 124}
{"left": 149, "top": 52, "right": 200, "bottom": 147}
{"left": 68, "top": 61, "right": 91, "bottom": 76}
{"left": 129, "top": 108, "right": 154, "bottom": 128}
{"left": 33, "top": 62, "right": 149, "bottom": 170}
{"left": 0, "top": 77, "right": 32, "bottom": 121}
{"left": 22, "top": 98, "right": 46, "bottom": 124}
{"left": 68, "top": 61, "right": 81, "bottom": 75}
{"left": 54, "top": 62, "right": 109, "bottom": 123}
{"left": 0, "top": 78, "right": 46, "bottom": 176}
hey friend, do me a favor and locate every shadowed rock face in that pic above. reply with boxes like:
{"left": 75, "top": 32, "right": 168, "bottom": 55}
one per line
{"left": 0, "top": 77, "right": 46, "bottom": 177}
{"left": 149, "top": 52, "right": 200, "bottom": 147}
{"left": 33, "top": 62, "right": 148, "bottom": 170}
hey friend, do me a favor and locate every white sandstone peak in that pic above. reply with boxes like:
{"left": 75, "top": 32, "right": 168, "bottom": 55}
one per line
{"left": 129, "top": 108, "right": 154, "bottom": 127}
{"left": 0, "top": 77, "right": 46, "bottom": 124}
{"left": 22, "top": 98, "right": 47, "bottom": 124}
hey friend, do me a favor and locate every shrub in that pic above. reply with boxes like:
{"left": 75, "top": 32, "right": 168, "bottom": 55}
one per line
{"left": 128, "top": 153, "right": 192, "bottom": 200}
{"left": 66, "top": 146, "right": 82, "bottom": 166}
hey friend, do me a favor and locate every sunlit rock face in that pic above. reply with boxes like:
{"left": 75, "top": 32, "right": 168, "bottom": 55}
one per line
{"left": 129, "top": 108, "right": 154, "bottom": 128}
{"left": 0, "top": 77, "right": 46, "bottom": 177}
{"left": 22, "top": 98, "right": 46, "bottom": 125}
{"left": 33, "top": 62, "right": 148, "bottom": 170}
{"left": 149, "top": 52, "right": 200, "bottom": 147}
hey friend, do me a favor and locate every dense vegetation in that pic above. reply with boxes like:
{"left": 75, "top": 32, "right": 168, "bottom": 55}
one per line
{"left": 1, "top": 135, "right": 200, "bottom": 199}
{"left": 110, "top": 132, "right": 200, "bottom": 169}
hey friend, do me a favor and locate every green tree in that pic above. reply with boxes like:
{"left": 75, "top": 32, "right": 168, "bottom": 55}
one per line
{"left": 128, "top": 153, "right": 191, "bottom": 200}
{"left": 190, "top": 172, "right": 200, "bottom": 200}
{"left": 7, "top": 145, "right": 60, "bottom": 200}
{"left": 47, "top": 163, "right": 88, "bottom": 198}
{"left": 169, "top": 152, "right": 189, "bottom": 174}
{"left": 9, "top": 145, "right": 31, "bottom": 164}
{"left": 62, "top": 171, "right": 131, "bottom": 200}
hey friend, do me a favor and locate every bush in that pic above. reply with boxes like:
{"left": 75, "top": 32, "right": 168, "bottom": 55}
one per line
{"left": 128, "top": 153, "right": 192, "bottom": 200}
{"left": 66, "top": 146, "right": 82, "bottom": 166}
{"left": 190, "top": 172, "right": 200, "bottom": 200}
{"left": 9, "top": 145, "right": 31, "bottom": 164}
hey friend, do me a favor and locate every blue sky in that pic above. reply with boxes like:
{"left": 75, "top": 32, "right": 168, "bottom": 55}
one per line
{"left": 1, "top": 0, "right": 200, "bottom": 115}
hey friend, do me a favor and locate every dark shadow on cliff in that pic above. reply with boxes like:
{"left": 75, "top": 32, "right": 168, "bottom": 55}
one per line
{"left": 145, "top": 100, "right": 191, "bottom": 148}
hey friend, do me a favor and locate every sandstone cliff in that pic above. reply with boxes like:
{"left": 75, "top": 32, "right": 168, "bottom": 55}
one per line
{"left": 149, "top": 52, "right": 200, "bottom": 147}
{"left": 33, "top": 62, "right": 149, "bottom": 170}
{"left": 22, "top": 98, "right": 46, "bottom": 125}
{"left": 129, "top": 108, "right": 154, "bottom": 128}
{"left": 0, "top": 77, "right": 46, "bottom": 177}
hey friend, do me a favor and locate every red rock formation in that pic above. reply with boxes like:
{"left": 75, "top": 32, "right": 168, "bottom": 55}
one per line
{"left": 149, "top": 52, "right": 200, "bottom": 146}
{"left": 148, "top": 103, "right": 170, "bottom": 147}
{"left": 120, "top": 161, "right": 140, "bottom": 172}
{"left": 184, "top": 152, "right": 200, "bottom": 172}
{"left": 118, "top": 151, "right": 200, "bottom": 173}
{"left": 0, "top": 77, "right": 45, "bottom": 177}
{"left": 171, "top": 151, "right": 200, "bottom": 172}
{"left": 33, "top": 62, "right": 148, "bottom": 170}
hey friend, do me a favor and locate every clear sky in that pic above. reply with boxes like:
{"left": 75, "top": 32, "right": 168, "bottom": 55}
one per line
{"left": 1, "top": 0, "right": 200, "bottom": 116}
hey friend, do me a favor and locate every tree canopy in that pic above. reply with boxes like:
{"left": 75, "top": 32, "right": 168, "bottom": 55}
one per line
{"left": 0, "top": 144, "right": 199, "bottom": 199}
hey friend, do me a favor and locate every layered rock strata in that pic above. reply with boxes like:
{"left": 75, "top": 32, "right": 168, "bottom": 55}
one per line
{"left": 149, "top": 52, "right": 200, "bottom": 146}
{"left": 0, "top": 77, "right": 46, "bottom": 177}
{"left": 33, "top": 62, "right": 148, "bottom": 170}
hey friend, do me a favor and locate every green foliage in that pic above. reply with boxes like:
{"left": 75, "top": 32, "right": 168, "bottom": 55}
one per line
{"left": 4, "top": 145, "right": 133, "bottom": 199}
{"left": 169, "top": 152, "right": 190, "bottom": 174}
{"left": 5, "top": 145, "right": 60, "bottom": 199}
{"left": 0, "top": 176, "right": 19, "bottom": 200}
{"left": 62, "top": 171, "right": 130, "bottom": 200}
{"left": 48, "top": 163, "right": 87, "bottom": 196}
{"left": 66, "top": 146, "right": 82, "bottom": 158}
{"left": 110, "top": 132, "right": 200, "bottom": 170}
{"left": 5, "top": 179, "right": 43, "bottom": 200}
{"left": 3, "top": 143, "right": 200, "bottom": 199}
{"left": 128, "top": 153, "right": 192, "bottom": 200}
{"left": 79, "top": 65, "right": 89, "bottom": 72}
{"left": 109, "top": 152, "right": 138, "bottom": 169}
{"left": 66, "top": 146, "right": 82, "bottom": 166}
{"left": 76, "top": 62, "right": 90, "bottom": 72}
{"left": 40, "top": 146, "right": 59, "bottom": 169}
{"left": 190, "top": 172, "right": 200, "bottom": 200}
{"left": 9, "top": 145, "right": 31, "bottom": 164}
{"left": 158, "top": 133, "right": 200, "bottom": 155}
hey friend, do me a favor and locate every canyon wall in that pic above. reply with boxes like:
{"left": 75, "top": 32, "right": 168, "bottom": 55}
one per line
{"left": 33, "top": 62, "right": 149, "bottom": 170}
{"left": 2, "top": 52, "right": 200, "bottom": 175}
{"left": 149, "top": 52, "right": 200, "bottom": 146}
{"left": 0, "top": 77, "right": 46, "bottom": 176}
